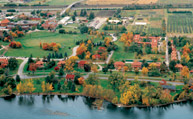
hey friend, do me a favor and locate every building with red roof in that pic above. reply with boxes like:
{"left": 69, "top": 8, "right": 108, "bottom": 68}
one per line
{"left": 0, "top": 59, "right": 8, "bottom": 68}
{"left": 131, "top": 61, "right": 142, "bottom": 69}
{"left": 57, "top": 61, "right": 66, "bottom": 67}
{"left": 93, "top": 54, "right": 101, "bottom": 60}
{"left": 66, "top": 74, "right": 75, "bottom": 81}
{"left": 133, "top": 34, "right": 141, "bottom": 42}
{"left": 30, "top": 17, "right": 41, "bottom": 21}
{"left": 1, "top": 19, "right": 10, "bottom": 27}
{"left": 98, "top": 47, "right": 106, "bottom": 50}
{"left": 151, "top": 38, "right": 158, "bottom": 49}
{"left": 36, "top": 61, "right": 44, "bottom": 68}
{"left": 171, "top": 48, "right": 177, "bottom": 61}
{"left": 175, "top": 64, "right": 183, "bottom": 71}
{"left": 78, "top": 61, "right": 87, "bottom": 68}
{"left": 42, "top": 20, "right": 57, "bottom": 30}
{"left": 114, "top": 61, "right": 125, "bottom": 69}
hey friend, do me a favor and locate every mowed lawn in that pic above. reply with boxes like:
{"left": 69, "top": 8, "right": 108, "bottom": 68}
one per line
{"left": 5, "top": 31, "right": 88, "bottom": 58}
{"left": 112, "top": 41, "right": 135, "bottom": 61}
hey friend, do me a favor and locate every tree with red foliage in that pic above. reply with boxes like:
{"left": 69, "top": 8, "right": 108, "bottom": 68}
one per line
{"left": 9, "top": 41, "right": 22, "bottom": 48}
{"left": 29, "top": 63, "right": 37, "bottom": 75}
{"left": 54, "top": 66, "right": 59, "bottom": 71}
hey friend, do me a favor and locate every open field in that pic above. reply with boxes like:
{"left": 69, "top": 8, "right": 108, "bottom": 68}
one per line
{"left": 158, "top": 0, "right": 193, "bottom": 4}
{"left": 0, "top": 0, "right": 80, "bottom": 5}
{"left": 167, "top": 14, "right": 193, "bottom": 34}
{"left": 127, "top": 9, "right": 164, "bottom": 36}
{"left": 5, "top": 31, "right": 88, "bottom": 58}
{"left": 112, "top": 41, "right": 135, "bottom": 61}
{"left": 85, "top": 0, "right": 158, "bottom": 5}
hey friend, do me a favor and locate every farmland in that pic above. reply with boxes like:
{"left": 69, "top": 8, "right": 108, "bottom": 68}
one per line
{"left": 126, "top": 9, "right": 164, "bottom": 36}
{"left": 167, "top": 14, "right": 193, "bottom": 34}
{"left": 0, "top": 0, "right": 80, "bottom": 5}
{"left": 85, "top": 0, "right": 158, "bottom": 5}
{"left": 158, "top": 0, "right": 193, "bottom": 4}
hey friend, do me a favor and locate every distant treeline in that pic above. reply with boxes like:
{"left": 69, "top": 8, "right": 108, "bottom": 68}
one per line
{"left": 167, "top": 9, "right": 192, "bottom": 14}
{"left": 123, "top": 4, "right": 193, "bottom": 10}
{"left": 4, "top": 3, "right": 49, "bottom": 7}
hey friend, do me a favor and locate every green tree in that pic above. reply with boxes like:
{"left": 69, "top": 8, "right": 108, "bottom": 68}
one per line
{"left": 108, "top": 73, "right": 126, "bottom": 91}
{"left": 8, "top": 58, "right": 18, "bottom": 70}
{"left": 89, "top": 12, "right": 95, "bottom": 20}
{"left": 86, "top": 74, "right": 98, "bottom": 85}
{"left": 16, "top": 75, "right": 20, "bottom": 82}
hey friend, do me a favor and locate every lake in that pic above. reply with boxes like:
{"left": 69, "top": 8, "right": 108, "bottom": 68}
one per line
{"left": 0, "top": 95, "right": 193, "bottom": 119}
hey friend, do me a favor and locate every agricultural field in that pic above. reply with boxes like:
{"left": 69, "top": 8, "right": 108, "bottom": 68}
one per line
{"left": 44, "top": 0, "right": 80, "bottom": 5}
{"left": 158, "top": 0, "right": 193, "bottom": 4}
{"left": 167, "top": 14, "right": 193, "bottom": 34}
{"left": 120, "top": 10, "right": 136, "bottom": 17}
{"left": 127, "top": 9, "right": 164, "bottom": 36}
{"left": 0, "top": 0, "right": 80, "bottom": 5}
{"left": 85, "top": 0, "right": 158, "bottom": 5}
{"left": 4, "top": 31, "right": 88, "bottom": 58}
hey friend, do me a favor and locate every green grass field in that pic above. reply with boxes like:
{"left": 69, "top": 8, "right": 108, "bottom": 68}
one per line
{"left": 5, "top": 31, "right": 88, "bottom": 58}
{"left": 112, "top": 41, "right": 135, "bottom": 61}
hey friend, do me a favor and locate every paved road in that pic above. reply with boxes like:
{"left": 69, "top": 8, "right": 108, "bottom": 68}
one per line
{"left": 177, "top": 51, "right": 181, "bottom": 60}
{"left": 98, "top": 77, "right": 184, "bottom": 85}
{"left": 165, "top": 36, "right": 169, "bottom": 66}
{"left": 60, "top": 0, "right": 85, "bottom": 16}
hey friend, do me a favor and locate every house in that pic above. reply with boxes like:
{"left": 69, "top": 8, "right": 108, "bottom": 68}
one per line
{"left": 114, "top": 61, "right": 125, "bottom": 69}
{"left": 36, "top": 61, "right": 44, "bottom": 68}
{"left": 0, "top": 59, "right": 8, "bottom": 68}
{"left": 98, "top": 47, "right": 106, "bottom": 50}
{"left": 108, "top": 20, "right": 121, "bottom": 24}
{"left": 78, "top": 61, "right": 87, "bottom": 68}
{"left": 151, "top": 38, "right": 158, "bottom": 49}
{"left": 93, "top": 54, "right": 101, "bottom": 60}
{"left": 131, "top": 61, "right": 142, "bottom": 69}
{"left": 162, "top": 85, "right": 176, "bottom": 92}
{"left": 15, "top": 20, "right": 40, "bottom": 27}
{"left": 30, "top": 17, "right": 41, "bottom": 21}
{"left": 42, "top": 20, "right": 58, "bottom": 30}
{"left": 175, "top": 64, "right": 183, "bottom": 71}
{"left": 171, "top": 47, "right": 177, "bottom": 61}
{"left": 190, "top": 70, "right": 193, "bottom": 74}
{"left": 0, "top": 19, "right": 10, "bottom": 27}
{"left": 58, "top": 16, "right": 71, "bottom": 25}
{"left": 156, "top": 62, "right": 161, "bottom": 68}
{"left": 66, "top": 74, "right": 75, "bottom": 81}
{"left": 134, "top": 34, "right": 141, "bottom": 43}
{"left": 57, "top": 61, "right": 66, "bottom": 67}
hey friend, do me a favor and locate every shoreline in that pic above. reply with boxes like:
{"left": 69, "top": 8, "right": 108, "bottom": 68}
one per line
{"left": 0, "top": 92, "right": 191, "bottom": 108}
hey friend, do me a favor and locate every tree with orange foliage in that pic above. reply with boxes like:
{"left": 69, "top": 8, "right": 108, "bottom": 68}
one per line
{"left": 85, "top": 51, "right": 91, "bottom": 59}
{"left": 76, "top": 43, "right": 87, "bottom": 59}
{"left": 104, "top": 37, "right": 112, "bottom": 47}
{"left": 9, "top": 41, "right": 22, "bottom": 48}
{"left": 78, "top": 77, "right": 84, "bottom": 85}
{"left": 180, "top": 66, "right": 190, "bottom": 83}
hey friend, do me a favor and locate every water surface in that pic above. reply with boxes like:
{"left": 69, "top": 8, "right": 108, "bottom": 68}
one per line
{"left": 0, "top": 95, "right": 193, "bottom": 119}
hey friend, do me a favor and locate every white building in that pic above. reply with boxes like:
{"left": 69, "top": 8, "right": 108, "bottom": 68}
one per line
{"left": 58, "top": 16, "right": 71, "bottom": 25}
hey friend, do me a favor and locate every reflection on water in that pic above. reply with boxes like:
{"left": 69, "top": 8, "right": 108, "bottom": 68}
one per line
{"left": 18, "top": 96, "right": 35, "bottom": 106}
{"left": 0, "top": 95, "right": 193, "bottom": 119}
